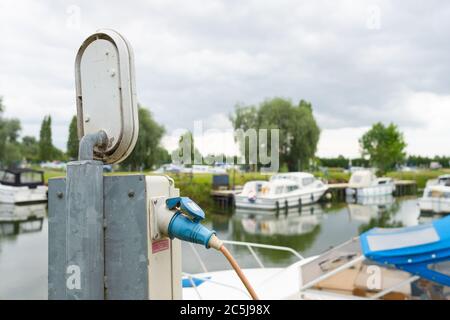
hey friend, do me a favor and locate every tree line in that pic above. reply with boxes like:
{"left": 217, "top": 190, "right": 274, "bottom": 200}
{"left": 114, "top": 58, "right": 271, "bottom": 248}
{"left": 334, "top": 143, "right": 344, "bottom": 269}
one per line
{"left": 0, "top": 97, "right": 171, "bottom": 170}
{"left": 0, "top": 94, "right": 442, "bottom": 173}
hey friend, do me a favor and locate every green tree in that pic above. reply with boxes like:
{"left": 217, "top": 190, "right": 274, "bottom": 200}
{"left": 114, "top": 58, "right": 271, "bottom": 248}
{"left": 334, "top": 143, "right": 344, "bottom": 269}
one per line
{"left": 39, "top": 115, "right": 53, "bottom": 162}
{"left": 20, "top": 136, "right": 40, "bottom": 163}
{"left": 359, "top": 122, "right": 407, "bottom": 173}
{"left": 230, "top": 97, "right": 320, "bottom": 171}
{"left": 172, "top": 131, "right": 203, "bottom": 166}
{"left": 121, "top": 106, "right": 166, "bottom": 171}
{"left": 52, "top": 146, "right": 68, "bottom": 161}
{"left": 0, "top": 97, "right": 23, "bottom": 166}
{"left": 67, "top": 116, "right": 79, "bottom": 160}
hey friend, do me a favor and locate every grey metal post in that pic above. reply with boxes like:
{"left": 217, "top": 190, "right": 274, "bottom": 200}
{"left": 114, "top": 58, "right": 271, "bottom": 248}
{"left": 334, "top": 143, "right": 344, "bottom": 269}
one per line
{"left": 64, "top": 159, "right": 104, "bottom": 299}
{"left": 49, "top": 131, "right": 106, "bottom": 299}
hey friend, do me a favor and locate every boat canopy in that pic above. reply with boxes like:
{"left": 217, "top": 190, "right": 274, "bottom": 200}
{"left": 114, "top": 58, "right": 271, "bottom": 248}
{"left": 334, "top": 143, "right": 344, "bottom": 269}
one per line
{"left": 348, "top": 170, "right": 376, "bottom": 188}
{"left": 0, "top": 168, "right": 44, "bottom": 188}
{"left": 360, "top": 215, "right": 450, "bottom": 286}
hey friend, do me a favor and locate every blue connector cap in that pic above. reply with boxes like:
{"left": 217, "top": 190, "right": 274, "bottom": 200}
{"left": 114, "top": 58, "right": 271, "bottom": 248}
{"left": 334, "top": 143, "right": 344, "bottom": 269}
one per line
{"left": 166, "top": 197, "right": 214, "bottom": 248}
{"left": 168, "top": 212, "right": 215, "bottom": 248}
{"left": 166, "top": 197, "right": 205, "bottom": 222}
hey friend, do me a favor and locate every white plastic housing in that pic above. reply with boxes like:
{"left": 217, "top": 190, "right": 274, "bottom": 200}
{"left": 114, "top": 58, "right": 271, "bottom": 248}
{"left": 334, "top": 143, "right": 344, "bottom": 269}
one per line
{"left": 75, "top": 29, "right": 138, "bottom": 164}
{"left": 146, "top": 175, "right": 182, "bottom": 299}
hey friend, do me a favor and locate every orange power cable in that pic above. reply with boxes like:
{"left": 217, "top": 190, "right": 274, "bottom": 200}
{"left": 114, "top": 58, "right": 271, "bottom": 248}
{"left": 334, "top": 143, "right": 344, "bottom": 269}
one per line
{"left": 220, "top": 245, "right": 259, "bottom": 300}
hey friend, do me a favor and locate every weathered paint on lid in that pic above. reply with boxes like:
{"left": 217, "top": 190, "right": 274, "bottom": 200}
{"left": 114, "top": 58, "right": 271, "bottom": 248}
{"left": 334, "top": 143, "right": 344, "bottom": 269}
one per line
{"left": 75, "top": 29, "right": 138, "bottom": 164}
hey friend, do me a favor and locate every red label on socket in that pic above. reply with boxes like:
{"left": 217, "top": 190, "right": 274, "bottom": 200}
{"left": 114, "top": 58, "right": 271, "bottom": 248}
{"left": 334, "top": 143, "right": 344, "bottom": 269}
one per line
{"left": 152, "top": 239, "right": 170, "bottom": 254}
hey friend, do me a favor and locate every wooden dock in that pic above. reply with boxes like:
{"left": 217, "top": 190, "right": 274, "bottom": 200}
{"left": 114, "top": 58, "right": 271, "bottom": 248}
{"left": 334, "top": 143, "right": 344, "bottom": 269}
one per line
{"left": 210, "top": 188, "right": 241, "bottom": 209}
{"left": 393, "top": 180, "right": 418, "bottom": 196}
{"left": 327, "top": 183, "right": 348, "bottom": 202}
{"left": 327, "top": 180, "right": 418, "bottom": 201}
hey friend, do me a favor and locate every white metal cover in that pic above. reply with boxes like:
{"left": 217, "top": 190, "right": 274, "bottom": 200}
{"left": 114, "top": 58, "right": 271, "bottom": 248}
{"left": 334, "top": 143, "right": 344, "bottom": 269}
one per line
{"left": 75, "top": 29, "right": 138, "bottom": 164}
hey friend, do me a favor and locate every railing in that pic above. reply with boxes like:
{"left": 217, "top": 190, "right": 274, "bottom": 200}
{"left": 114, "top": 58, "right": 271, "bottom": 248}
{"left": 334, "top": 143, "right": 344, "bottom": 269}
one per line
{"left": 185, "top": 240, "right": 422, "bottom": 300}
{"left": 188, "top": 240, "right": 303, "bottom": 273}
{"left": 185, "top": 240, "right": 304, "bottom": 300}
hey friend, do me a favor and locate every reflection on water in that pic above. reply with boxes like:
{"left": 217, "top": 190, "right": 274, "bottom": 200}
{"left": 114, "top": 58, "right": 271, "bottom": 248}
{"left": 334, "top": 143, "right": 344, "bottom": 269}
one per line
{"left": 0, "top": 203, "right": 46, "bottom": 237}
{"left": 0, "top": 203, "right": 48, "bottom": 299}
{"left": 0, "top": 196, "right": 444, "bottom": 299}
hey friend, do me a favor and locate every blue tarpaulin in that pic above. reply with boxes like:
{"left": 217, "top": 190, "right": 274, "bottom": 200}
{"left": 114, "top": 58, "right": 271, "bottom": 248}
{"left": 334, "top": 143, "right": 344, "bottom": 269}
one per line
{"left": 360, "top": 215, "right": 450, "bottom": 286}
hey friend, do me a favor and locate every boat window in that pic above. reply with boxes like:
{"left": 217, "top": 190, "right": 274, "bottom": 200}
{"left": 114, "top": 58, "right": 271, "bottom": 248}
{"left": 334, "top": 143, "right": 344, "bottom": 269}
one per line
{"left": 20, "top": 172, "right": 42, "bottom": 184}
{"left": 302, "top": 177, "right": 314, "bottom": 186}
{"left": 286, "top": 185, "right": 299, "bottom": 192}
{"left": 378, "top": 180, "right": 387, "bottom": 185}
{"left": 275, "top": 186, "right": 284, "bottom": 194}
{"left": 3, "top": 172, "right": 15, "bottom": 183}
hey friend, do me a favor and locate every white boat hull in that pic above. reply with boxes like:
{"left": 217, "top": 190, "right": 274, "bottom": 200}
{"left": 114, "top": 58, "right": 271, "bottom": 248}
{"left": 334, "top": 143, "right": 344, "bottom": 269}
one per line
{"left": 234, "top": 187, "right": 328, "bottom": 210}
{"left": 419, "top": 198, "right": 450, "bottom": 214}
{"left": 0, "top": 184, "right": 47, "bottom": 204}
{"left": 345, "top": 184, "right": 395, "bottom": 197}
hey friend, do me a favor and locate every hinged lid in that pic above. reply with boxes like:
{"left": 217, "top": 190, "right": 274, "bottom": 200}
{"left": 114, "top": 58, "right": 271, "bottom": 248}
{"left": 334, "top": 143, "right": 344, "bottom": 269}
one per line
{"left": 75, "top": 29, "right": 138, "bottom": 164}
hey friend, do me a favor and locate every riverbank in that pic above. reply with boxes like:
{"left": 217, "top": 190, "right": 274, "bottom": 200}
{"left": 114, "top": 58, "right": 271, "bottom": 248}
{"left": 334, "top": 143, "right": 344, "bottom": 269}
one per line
{"left": 42, "top": 168, "right": 450, "bottom": 208}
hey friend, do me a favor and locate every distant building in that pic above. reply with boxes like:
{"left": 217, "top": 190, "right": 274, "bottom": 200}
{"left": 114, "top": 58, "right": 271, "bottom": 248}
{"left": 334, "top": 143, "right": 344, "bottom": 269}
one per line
{"left": 430, "top": 162, "right": 443, "bottom": 170}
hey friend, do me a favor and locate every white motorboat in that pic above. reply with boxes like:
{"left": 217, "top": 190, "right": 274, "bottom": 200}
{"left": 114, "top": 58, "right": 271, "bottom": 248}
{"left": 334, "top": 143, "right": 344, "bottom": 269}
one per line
{"left": 419, "top": 185, "right": 450, "bottom": 214}
{"left": 419, "top": 175, "right": 450, "bottom": 214}
{"left": 182, "top": 216, "right": 450, "bottom": 300}
{"left": 234, "top": 172, "right": 328, "bottom": 210}
{"left": 346, "top": 170, "right": 395, "bottom": 197}
{"left": 0, "top": 168, "right": 48, "bottom": 204}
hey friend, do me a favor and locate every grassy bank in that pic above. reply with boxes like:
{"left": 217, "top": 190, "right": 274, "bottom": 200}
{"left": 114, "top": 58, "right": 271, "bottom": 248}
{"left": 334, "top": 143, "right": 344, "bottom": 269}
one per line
{"left": 386, "top": 169, "right": 450, "bottom": 189}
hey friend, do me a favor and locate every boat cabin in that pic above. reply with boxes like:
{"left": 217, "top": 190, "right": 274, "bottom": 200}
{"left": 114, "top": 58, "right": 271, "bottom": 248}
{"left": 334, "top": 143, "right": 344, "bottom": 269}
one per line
{"left": 425, "top": 185, "right": 450, "bottom": 199}
{"left": 0, "top": 168, "right": 45, "bottom": 189}
{"left": 438, "top": 175, "right": 450, "bottom": 186}
{"left": 270, "top": 172, "right": 316, "bottom": 188}
{"left": 348, "top": 170, "right": 392, "bottom": 188}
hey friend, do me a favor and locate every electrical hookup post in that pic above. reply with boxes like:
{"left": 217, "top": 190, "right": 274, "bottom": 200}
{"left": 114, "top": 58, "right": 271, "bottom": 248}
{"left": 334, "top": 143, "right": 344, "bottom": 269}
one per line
{"left": 48, "top": 28, "right": 258, "bottom": 301}
{"left": 48, "top": 29, "right": 183, "bottom": 300}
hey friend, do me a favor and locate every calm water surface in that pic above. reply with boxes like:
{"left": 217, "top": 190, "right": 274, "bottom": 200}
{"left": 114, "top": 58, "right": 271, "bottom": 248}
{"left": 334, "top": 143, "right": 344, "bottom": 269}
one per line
{"left": 0, "top": 196, "right": 443, "bottom": 299}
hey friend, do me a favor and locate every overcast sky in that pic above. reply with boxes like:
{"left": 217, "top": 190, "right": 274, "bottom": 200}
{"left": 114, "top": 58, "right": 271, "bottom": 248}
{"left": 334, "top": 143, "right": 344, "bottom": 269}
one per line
{"left": 0, "top": 0, "right": 449, "bottom": 158}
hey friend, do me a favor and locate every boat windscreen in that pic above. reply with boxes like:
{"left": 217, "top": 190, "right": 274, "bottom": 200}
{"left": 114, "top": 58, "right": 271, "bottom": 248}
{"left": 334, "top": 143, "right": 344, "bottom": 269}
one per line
{"left": 299, "top": 238, "right": 363, "bottom": 287}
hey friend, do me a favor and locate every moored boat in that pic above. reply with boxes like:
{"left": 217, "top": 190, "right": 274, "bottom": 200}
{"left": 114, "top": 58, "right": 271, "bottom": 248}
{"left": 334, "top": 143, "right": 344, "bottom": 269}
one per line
{"left": 234, "top": 172, "right": 328, "bottom": 210}
{"left": 0, "top": 168, "right": 48, "bottom": 204}
{"left": 346, "top": 170, "right": 395, "bottom": 197}
{"left": 419, "top": 184, "right": 450, "bottom": 214}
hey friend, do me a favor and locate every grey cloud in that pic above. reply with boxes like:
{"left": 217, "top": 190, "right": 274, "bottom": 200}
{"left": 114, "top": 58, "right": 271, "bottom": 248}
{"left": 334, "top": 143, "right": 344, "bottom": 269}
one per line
{"left": 0, "top": 0, "right": 449, "bottom": 150}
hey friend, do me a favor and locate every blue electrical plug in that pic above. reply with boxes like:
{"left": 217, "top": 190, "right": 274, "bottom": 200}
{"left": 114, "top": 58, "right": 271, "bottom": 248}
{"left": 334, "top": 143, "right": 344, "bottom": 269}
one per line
{"left": 166, "top": 197, "right": 216, "bottom": 248}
